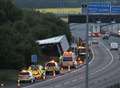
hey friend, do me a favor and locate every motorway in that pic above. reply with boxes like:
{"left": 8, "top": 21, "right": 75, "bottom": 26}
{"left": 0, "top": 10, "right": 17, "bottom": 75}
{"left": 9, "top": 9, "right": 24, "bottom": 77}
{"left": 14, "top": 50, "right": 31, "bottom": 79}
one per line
{"left": 22, "top": 23, "right": 120, "bottom": 88}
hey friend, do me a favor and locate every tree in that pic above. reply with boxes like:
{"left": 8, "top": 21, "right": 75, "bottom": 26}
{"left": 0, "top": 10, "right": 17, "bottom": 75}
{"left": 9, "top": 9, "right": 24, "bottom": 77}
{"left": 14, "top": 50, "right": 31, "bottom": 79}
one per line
{"left": 0, "top": 0, "right": 71, "bottom": 69}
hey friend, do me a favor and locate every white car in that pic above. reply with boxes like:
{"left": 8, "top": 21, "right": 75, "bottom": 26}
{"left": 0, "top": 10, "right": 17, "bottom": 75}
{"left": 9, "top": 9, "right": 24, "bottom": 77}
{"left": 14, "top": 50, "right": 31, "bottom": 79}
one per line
{"left": 45, "top": 60, "right": 60, "bottom": 74}
{"left": 18, "top": 70, "right": 35, "bottom": 83}
{"left": 110, "top": 42, "right": 118, "bottom": 50}
{"left": 92, "top": 38, "right": 99, "bottom": 44}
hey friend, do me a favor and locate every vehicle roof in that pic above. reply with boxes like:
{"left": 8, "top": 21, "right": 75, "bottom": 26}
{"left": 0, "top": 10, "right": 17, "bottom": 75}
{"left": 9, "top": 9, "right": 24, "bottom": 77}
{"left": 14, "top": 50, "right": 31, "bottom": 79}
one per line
{"left": 45, "top": 60, "right": 58, "bottom": 66}
{"left": 111, "top": 42, "right": 118, "bottom": 44}
{"left": 36, "top": 35, "right": 65, "bottom": 45}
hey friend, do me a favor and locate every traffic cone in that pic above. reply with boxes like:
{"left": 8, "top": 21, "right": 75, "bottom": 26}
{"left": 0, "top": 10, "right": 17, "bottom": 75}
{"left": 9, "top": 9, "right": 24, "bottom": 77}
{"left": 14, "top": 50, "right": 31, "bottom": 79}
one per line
{"left": 17, "top": 80, "right": 21, "bottom": 88}
{"left": 61, "top": 67, "right": 64, "bottom": 71}
{"left": 52, "top": 71, "right": 56, "bottom": 79}
{"left": 43, "top": 76, "right": 46, "bottom": 80}
{"left": 60, "top": 67, "right": 64, "bottom": 74}
{"left": 43, "top": 73, "right": 46, "bottom": 80}
{"left": 68, "top": 65, "right": 70, "bottom": 71}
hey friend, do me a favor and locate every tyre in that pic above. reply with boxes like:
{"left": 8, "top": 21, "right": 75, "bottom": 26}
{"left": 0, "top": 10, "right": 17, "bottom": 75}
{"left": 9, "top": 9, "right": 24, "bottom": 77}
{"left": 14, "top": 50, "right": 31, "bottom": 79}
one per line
{"left": 56, "top": 71, "right": 60, "bottom": 74}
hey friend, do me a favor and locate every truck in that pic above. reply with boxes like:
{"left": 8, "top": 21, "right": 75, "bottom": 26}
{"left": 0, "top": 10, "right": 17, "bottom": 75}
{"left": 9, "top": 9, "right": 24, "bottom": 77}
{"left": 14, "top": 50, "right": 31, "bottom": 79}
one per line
{"left": 36, "top": 35, "right": 70, "bottom": 57}
{"left": 61, "top": 51, "right": 78, "bottom": 68}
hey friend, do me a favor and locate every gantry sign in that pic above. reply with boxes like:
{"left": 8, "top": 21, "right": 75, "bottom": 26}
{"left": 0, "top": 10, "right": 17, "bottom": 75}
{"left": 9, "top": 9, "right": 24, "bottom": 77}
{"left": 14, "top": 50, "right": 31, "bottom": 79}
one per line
{"left": 68, "top": 2, "right": 120, "bottom": 23}
{"left": 68, "top": 15, "right": 120, "bottom": 23}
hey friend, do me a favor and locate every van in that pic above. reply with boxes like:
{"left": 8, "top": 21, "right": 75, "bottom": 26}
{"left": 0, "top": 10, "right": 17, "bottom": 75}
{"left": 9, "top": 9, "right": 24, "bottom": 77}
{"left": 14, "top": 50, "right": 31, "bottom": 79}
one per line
{"left": 110, "top": 42, "right": 118, "bottom": 50}
{"left": 61, "top": 51, "right": 78, "bottom": 68}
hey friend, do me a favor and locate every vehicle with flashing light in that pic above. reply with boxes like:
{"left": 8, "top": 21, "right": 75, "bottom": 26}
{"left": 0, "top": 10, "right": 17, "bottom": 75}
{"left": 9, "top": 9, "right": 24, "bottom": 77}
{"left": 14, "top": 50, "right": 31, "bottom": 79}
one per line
{"left": 76, "top": 54, "right": 85, "bottom": 64}
{"left": 77, "top": 44, "right": 86, "bottom": 55}
{"left": 45, "top": 60, "right": 60, "bottom": 74}
{"left": 27, "top": 65, "right": 46, "bottom": 80}
{"left": 18, "top": 70, "right": 35, "bottom": 83}
{"left": 61, "top": 51, "right": 78, "bottom": 68}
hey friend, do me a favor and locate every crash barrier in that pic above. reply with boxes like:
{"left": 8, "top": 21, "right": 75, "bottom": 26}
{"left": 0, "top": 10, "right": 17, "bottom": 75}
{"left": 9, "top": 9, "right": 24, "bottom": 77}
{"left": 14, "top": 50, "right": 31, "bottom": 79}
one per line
{"left": 106, "top": 83, "right": 120, "bottom": 88}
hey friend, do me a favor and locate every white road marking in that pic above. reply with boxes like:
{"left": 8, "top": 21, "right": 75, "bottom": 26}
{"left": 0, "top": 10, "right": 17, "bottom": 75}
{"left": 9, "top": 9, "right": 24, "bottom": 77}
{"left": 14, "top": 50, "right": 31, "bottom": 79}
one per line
{"left": 90, "top": 42, "right": 114, "bottom": 75}
{"left": 72, "top": 79, "right": 77, "bottom": 82}
{"left": 68, "top": 46, "right": 95, "bottom": 74}
{"left": 25, "top": 43, "right": 113, "bottom": 88}
{"left": 63, "top": 81, "right": 70, "bottom": 85}
{"left": 23, "top": 47, "right": 95, "bottom": 88}
{"left": 54, "top": 84, "right": 62, "bottom": 88}
{"left": 89, "top": 47, "right": 95, "bottom": 65}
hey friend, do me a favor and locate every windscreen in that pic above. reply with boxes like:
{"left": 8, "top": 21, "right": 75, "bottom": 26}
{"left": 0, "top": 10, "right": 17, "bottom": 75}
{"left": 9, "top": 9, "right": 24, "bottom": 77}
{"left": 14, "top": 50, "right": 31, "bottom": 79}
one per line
{"left": 80, "top": 49, "right": 86, "bottom": 52}
{"left": 63, "top": 57, "right": 72, "bottom": 61}
{"left": 46, "top": 63, "right": 55, "bottom": 66}
{"left": 19, "top": 72, "right": 29, "bottom": 75}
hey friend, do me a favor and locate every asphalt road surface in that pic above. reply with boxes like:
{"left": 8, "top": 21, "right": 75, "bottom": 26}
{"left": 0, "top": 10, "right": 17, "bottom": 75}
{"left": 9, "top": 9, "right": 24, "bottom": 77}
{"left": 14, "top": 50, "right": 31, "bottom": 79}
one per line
{"left": 22, "top": 23, "right": 120, "bottom": 88}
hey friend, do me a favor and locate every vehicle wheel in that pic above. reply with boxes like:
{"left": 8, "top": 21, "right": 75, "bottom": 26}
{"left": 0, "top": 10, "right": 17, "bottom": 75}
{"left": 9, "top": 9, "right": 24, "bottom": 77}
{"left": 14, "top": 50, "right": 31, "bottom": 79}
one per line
{"left": 46, "top": 71, "right": 49, "bottom": 75}
{"left": 56, "top": 71, "right": 60, "bottom": 74}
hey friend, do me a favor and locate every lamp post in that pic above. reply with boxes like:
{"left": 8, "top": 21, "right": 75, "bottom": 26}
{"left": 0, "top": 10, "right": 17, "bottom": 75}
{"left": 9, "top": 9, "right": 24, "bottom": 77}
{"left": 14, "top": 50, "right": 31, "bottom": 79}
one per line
{"left": 81, "top": 1, "right": 89, "bottom": 88}
{"left": 111, "top": 21, "right": 116, "bottom": 33}
{"left": 85, "top": 0, "right": 89, "bottom": 88}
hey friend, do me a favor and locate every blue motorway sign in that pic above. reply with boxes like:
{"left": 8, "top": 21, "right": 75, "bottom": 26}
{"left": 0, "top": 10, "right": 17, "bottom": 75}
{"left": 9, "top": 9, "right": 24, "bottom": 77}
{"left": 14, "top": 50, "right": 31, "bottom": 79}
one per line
{"left": 88, "top": 2, "right": 111, "bottom": 14}
{"left": 31, "top": 54, "right": 37, "bottom": 63}
{"left": 111, "top": 6, "right": 120, "bottom": 13}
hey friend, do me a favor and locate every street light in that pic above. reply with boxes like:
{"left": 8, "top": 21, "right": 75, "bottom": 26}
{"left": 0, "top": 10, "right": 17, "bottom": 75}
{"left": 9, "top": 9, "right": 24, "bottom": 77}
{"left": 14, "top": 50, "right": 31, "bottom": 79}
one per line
{"left": 111, "top": 21, "right": 116, "bottom": 33}
{"left": 81, "top": 1, "right": 89, "bottom": 88}
{"left": 85, "top": 0, "right": 89, "bottom": 88}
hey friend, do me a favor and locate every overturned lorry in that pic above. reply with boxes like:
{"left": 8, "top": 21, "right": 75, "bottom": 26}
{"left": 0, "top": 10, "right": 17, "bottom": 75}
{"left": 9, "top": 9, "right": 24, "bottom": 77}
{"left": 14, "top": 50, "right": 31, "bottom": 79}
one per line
{"left": 36, "top": 35, "right": 70, "bottom": 57}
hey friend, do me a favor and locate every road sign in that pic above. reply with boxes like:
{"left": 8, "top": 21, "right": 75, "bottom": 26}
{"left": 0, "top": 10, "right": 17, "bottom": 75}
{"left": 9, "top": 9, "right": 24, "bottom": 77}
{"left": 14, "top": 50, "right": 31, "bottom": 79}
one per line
{"left": 31, "top": 54, "right": 37, "bottom": 63}
{"left": 88, "top": 2, "right": 111, "bottom": 14}
{"left": 111, "top": 6, "right": 120, "bottom": 14}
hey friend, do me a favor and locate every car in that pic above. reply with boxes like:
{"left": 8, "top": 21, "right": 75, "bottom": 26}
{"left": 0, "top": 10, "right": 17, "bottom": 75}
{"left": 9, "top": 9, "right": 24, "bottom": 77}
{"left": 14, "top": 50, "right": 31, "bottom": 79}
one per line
{"left": 92, "top": 38, "right": 99, "bottom": 44}
{"left": 110, "top": 42, "right": 119, "bottom": 50}
{"left": 27, "top": 65, "right": 46, "bottom": 80}
{"left": 45, "top": 60, "right": 60, "bottom": 74}
{"left": 102, "top": 33, "right": 109, "bottom": 40}
{"left": 76, "top": 55, "right": 85, "bottom": 64}
{"left": 18, "top": 70, "right": 35, "bottom": 83}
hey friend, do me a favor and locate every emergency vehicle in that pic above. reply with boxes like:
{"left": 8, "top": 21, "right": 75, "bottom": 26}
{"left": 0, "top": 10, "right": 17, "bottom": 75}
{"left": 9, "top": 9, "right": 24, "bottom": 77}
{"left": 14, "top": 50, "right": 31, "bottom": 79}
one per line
{"left": 45, "top": 60, "right": 60, "bottom": 74}
{"left": 61, "top": 51, "right": 78, "bottom": 68}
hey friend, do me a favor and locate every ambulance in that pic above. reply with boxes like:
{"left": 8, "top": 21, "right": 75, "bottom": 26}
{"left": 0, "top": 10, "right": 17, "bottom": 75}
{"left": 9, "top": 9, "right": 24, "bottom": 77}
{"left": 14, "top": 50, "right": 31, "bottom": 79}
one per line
{"left": 61, "top": 51, "right": 77, "bottom": 68}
